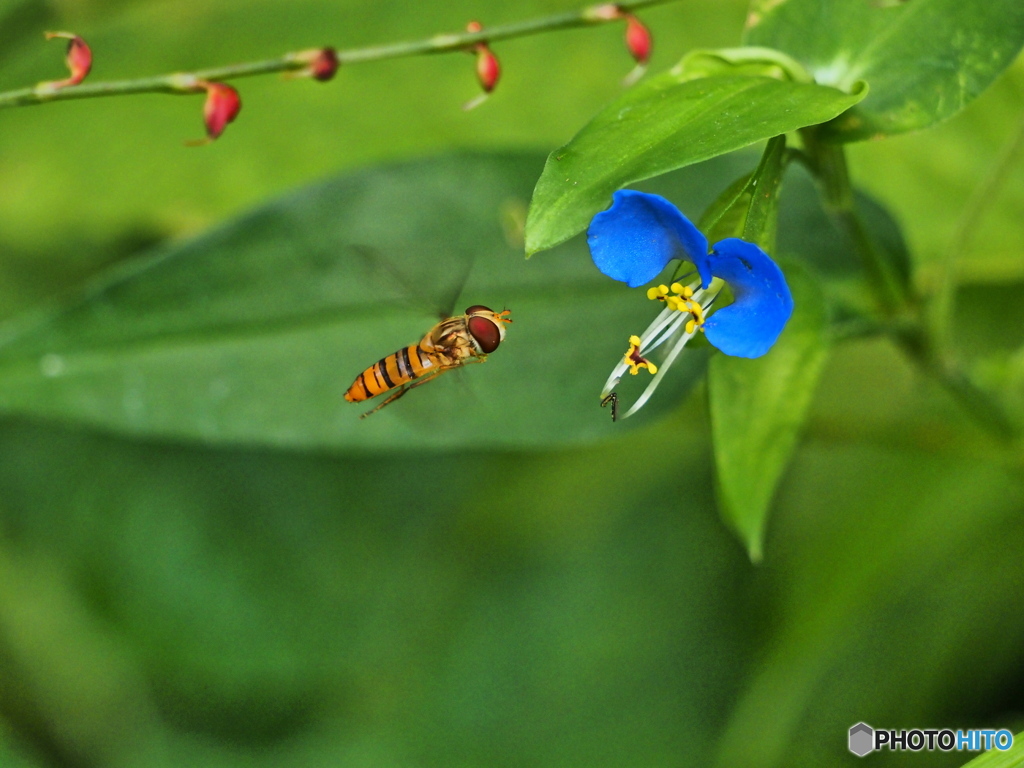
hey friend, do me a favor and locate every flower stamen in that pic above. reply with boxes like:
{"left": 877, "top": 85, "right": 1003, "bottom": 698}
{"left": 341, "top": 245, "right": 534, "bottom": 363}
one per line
{"left": 623, "top": 335, "right": 658, "bottom": 375}
{"left": 646, "top": 278, "right": 707, "bottom": 335}
{"left": 600, "top": 277, "right": 721, "bottom": 418}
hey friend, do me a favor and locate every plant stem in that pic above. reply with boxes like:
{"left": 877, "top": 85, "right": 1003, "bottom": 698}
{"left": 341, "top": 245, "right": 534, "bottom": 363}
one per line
{"left": 927, "top": 357, "right": 1018, "bottom": 441}
{"left": 930, "top": 109, "right": 1024, "bottom": 350}
{"left": 802, "top": 129, "right": 910, "bottom": 316}
{"left": 802, "top": 129, "right": 1018, "bottom": 442}
{"left": 0, "top": 0, "right": 677, "bottom": 109}
{"left": 892, "top": 318, "right": 1016, "bottom": 440}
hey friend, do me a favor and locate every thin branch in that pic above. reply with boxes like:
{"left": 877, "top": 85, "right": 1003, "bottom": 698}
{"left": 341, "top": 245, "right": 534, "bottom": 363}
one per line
{"left": 0, "top": 0, "right": 678, "bottom": 109}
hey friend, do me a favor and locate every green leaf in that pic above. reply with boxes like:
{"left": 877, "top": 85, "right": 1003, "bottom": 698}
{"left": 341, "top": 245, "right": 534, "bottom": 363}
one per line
{"left": 957, "top": 732, "right": 1024, "bottom": 767}
{"left": 0, "top": 415, "right": 753, "bottom": 767}
{"left": 524, "top": 73, "right": 866, "bottom": 254}
{"left": 741, "top": 135, "right": 787, "bottom": 252}
{"left": 0, "top": 153, "right": 725, "bottom": 452}
{"left": 707, "top": 262, "right": 828, "bottom": 561}
{"left": 699, "top": 171, "right": 755, "bottom": 243}
{"left": 744, "top": 0, "right": 1024, "bottom": 141}
{"left": 677, "top": 46, "right": 814, "bottom": 83}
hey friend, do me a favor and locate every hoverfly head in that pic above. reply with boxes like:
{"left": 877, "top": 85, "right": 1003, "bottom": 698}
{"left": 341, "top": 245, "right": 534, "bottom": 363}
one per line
{"left": 464, "top": 305, "right": 511, "bottom": 354}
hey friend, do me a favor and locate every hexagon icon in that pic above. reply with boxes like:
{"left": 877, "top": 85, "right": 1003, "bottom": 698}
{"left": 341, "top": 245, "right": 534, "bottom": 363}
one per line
{"left": 849, "top": 723, "right": 875, "bottom": 757}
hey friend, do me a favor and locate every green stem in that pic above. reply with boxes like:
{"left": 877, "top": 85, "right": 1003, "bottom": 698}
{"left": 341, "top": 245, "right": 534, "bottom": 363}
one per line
{"left": 931, "top": 109, "right": 1024, "bottom": 349}
{"left": 914, "top": 340, "right": 1018, "bottom": 441}
{"left": 802, "top": 129, "right": 909, "bottom": 316}
{"left": 0, "top": 0, "right": 676, "bottom": 108}
{"left": 802, "top": 130, "right": 1018, "bottom": 442}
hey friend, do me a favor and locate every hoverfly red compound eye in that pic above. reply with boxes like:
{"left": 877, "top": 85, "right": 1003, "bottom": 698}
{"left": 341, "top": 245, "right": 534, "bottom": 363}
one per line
{"left": 464, "top": 305, "right": 494, "bottom": 315}
{"left": 467, "top": 315, "right": 501, "bottom": 353}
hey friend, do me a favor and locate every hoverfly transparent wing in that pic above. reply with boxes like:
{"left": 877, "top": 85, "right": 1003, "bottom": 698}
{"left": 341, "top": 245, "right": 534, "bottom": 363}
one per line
{"left": 346, "top": 244, "right": 474, "bottom": 320}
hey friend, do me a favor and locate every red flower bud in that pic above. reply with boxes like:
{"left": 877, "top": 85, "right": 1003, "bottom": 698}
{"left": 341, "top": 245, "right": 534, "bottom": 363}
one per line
{"left": 40, "top": 31, "right": 92, "bottom": 90}
{"left": 582, "top": 6, "right": 653, "bottom": 85}
{"left": 203, "top": 82, "right": 241, "bottom": 139}
{"left": 288, "top": 47, "right": 340, "bottom": 82}
{"left": 476, "top": 46, "right": 500, "bottom": 93}
{"left": 463, "top": 20, "right": 500, "bottom": 110}
{"left": 624, "top": 14, "right": 652, "bottom": 65}
{"left": 309, "top": 48, "right": 339, "bottom": 81}
{"left": 186, "top": 81, "right": 241, "bottom": 145}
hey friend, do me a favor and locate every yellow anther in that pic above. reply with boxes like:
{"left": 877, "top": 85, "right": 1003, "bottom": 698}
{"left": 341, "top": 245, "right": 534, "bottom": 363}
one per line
{"left": 646, "top": 286, "right": 660, "bottom": 301}
{"left": 665, "top": 296, "right": 681, "bottom": 312}
{"left": 623, "top": 335, "right": 657, "bottom": 376}
{"left": 691, "top": 302, "right": 705, "bottom": 322}
{"left": 685, "top": 319, "right": 696, "bottom": 335}
{"left": 670, "top": 282, "right": 684, "bottom": 294}
{"left": 657, "top": 284, "right": 669, "bottom": 296}
{"left": 681, "top": 285, "right": 694, "bottom": 299}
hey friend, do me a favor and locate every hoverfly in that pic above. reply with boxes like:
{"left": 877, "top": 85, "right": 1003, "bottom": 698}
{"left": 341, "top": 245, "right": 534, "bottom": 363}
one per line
{"left": 345, "top": 305, "right": 512, "bottom": 418}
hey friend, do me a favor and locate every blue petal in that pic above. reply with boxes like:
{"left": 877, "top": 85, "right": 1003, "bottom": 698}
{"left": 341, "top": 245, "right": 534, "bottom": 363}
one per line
{"left": 587, "top": 190, "right": 709, "bottom": 288}
{"left": 703, "top": 238, "right": 793, "bottom": 359}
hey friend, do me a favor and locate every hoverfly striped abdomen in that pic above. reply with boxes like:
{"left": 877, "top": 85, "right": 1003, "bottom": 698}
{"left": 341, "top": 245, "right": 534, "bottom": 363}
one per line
{"left": 344, "top": 343, "right": 435, "bottom": 403}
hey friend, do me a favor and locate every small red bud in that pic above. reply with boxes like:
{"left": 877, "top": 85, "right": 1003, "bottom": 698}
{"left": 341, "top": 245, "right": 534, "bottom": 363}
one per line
{"left": 203, "top": 82, "right": 241, "bottom": 139}
{"left": 186, "top": 81, "right": 241, "bottom": 145}
{"left": 463, "top": 20, "right": 500, "bottom": 110}
{"left": 289, "top": 47, "right": 339, "bottom": 82}
{"left": 41, "top": 31, "right": 92, "bottom": 90}
{"left": 624, "top": 14, "right": 652, "bottom": 65}
{"left": 309, "top": 48, "right": 339, "bottom": 81}
{"left": 476, "top": 47, "right": 500, "bottom": 93}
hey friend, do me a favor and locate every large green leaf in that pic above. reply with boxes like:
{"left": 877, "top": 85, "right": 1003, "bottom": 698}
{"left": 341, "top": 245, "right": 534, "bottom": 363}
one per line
{"left": 744, "top": 0, "right": 1024, "bottom": 141}
{"left": 0, "top": 413, "right": 753, "bottom": 768}
{"left": 958, "top": 733, "right": 1024, "bottom": 768}
{"left": 707, "top": 262, "right": 828, "bottom": 561}
{"left": 0, "top": 153, "right": 728, "bottom": 452}
{"left": 524, "top": 73, "right": 865, "bottom": 254}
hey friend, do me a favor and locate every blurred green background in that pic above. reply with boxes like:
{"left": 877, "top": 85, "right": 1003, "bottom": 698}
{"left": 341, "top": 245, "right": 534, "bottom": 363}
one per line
{"left": 0, "top": 1, "right": 1022, "bottom": 766}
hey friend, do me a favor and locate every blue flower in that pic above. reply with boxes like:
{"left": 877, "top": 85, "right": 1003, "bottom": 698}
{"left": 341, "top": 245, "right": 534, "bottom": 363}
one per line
{"left": 588, "top": 189, "right": 794, "bottom": 419}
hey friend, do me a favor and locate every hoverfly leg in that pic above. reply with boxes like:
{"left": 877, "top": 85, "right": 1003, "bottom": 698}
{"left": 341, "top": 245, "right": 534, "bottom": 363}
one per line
{"left": 358, "top": 368, "right": 448, "bottom": 419}
{"left": 600, "top": 392, "right": 619, "bottom": 422}
{"left": 405, "top": 367, "right": 454, "bottom": 391}
{"left": 359, "top": 385, "right": 411, "bottom": 418}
